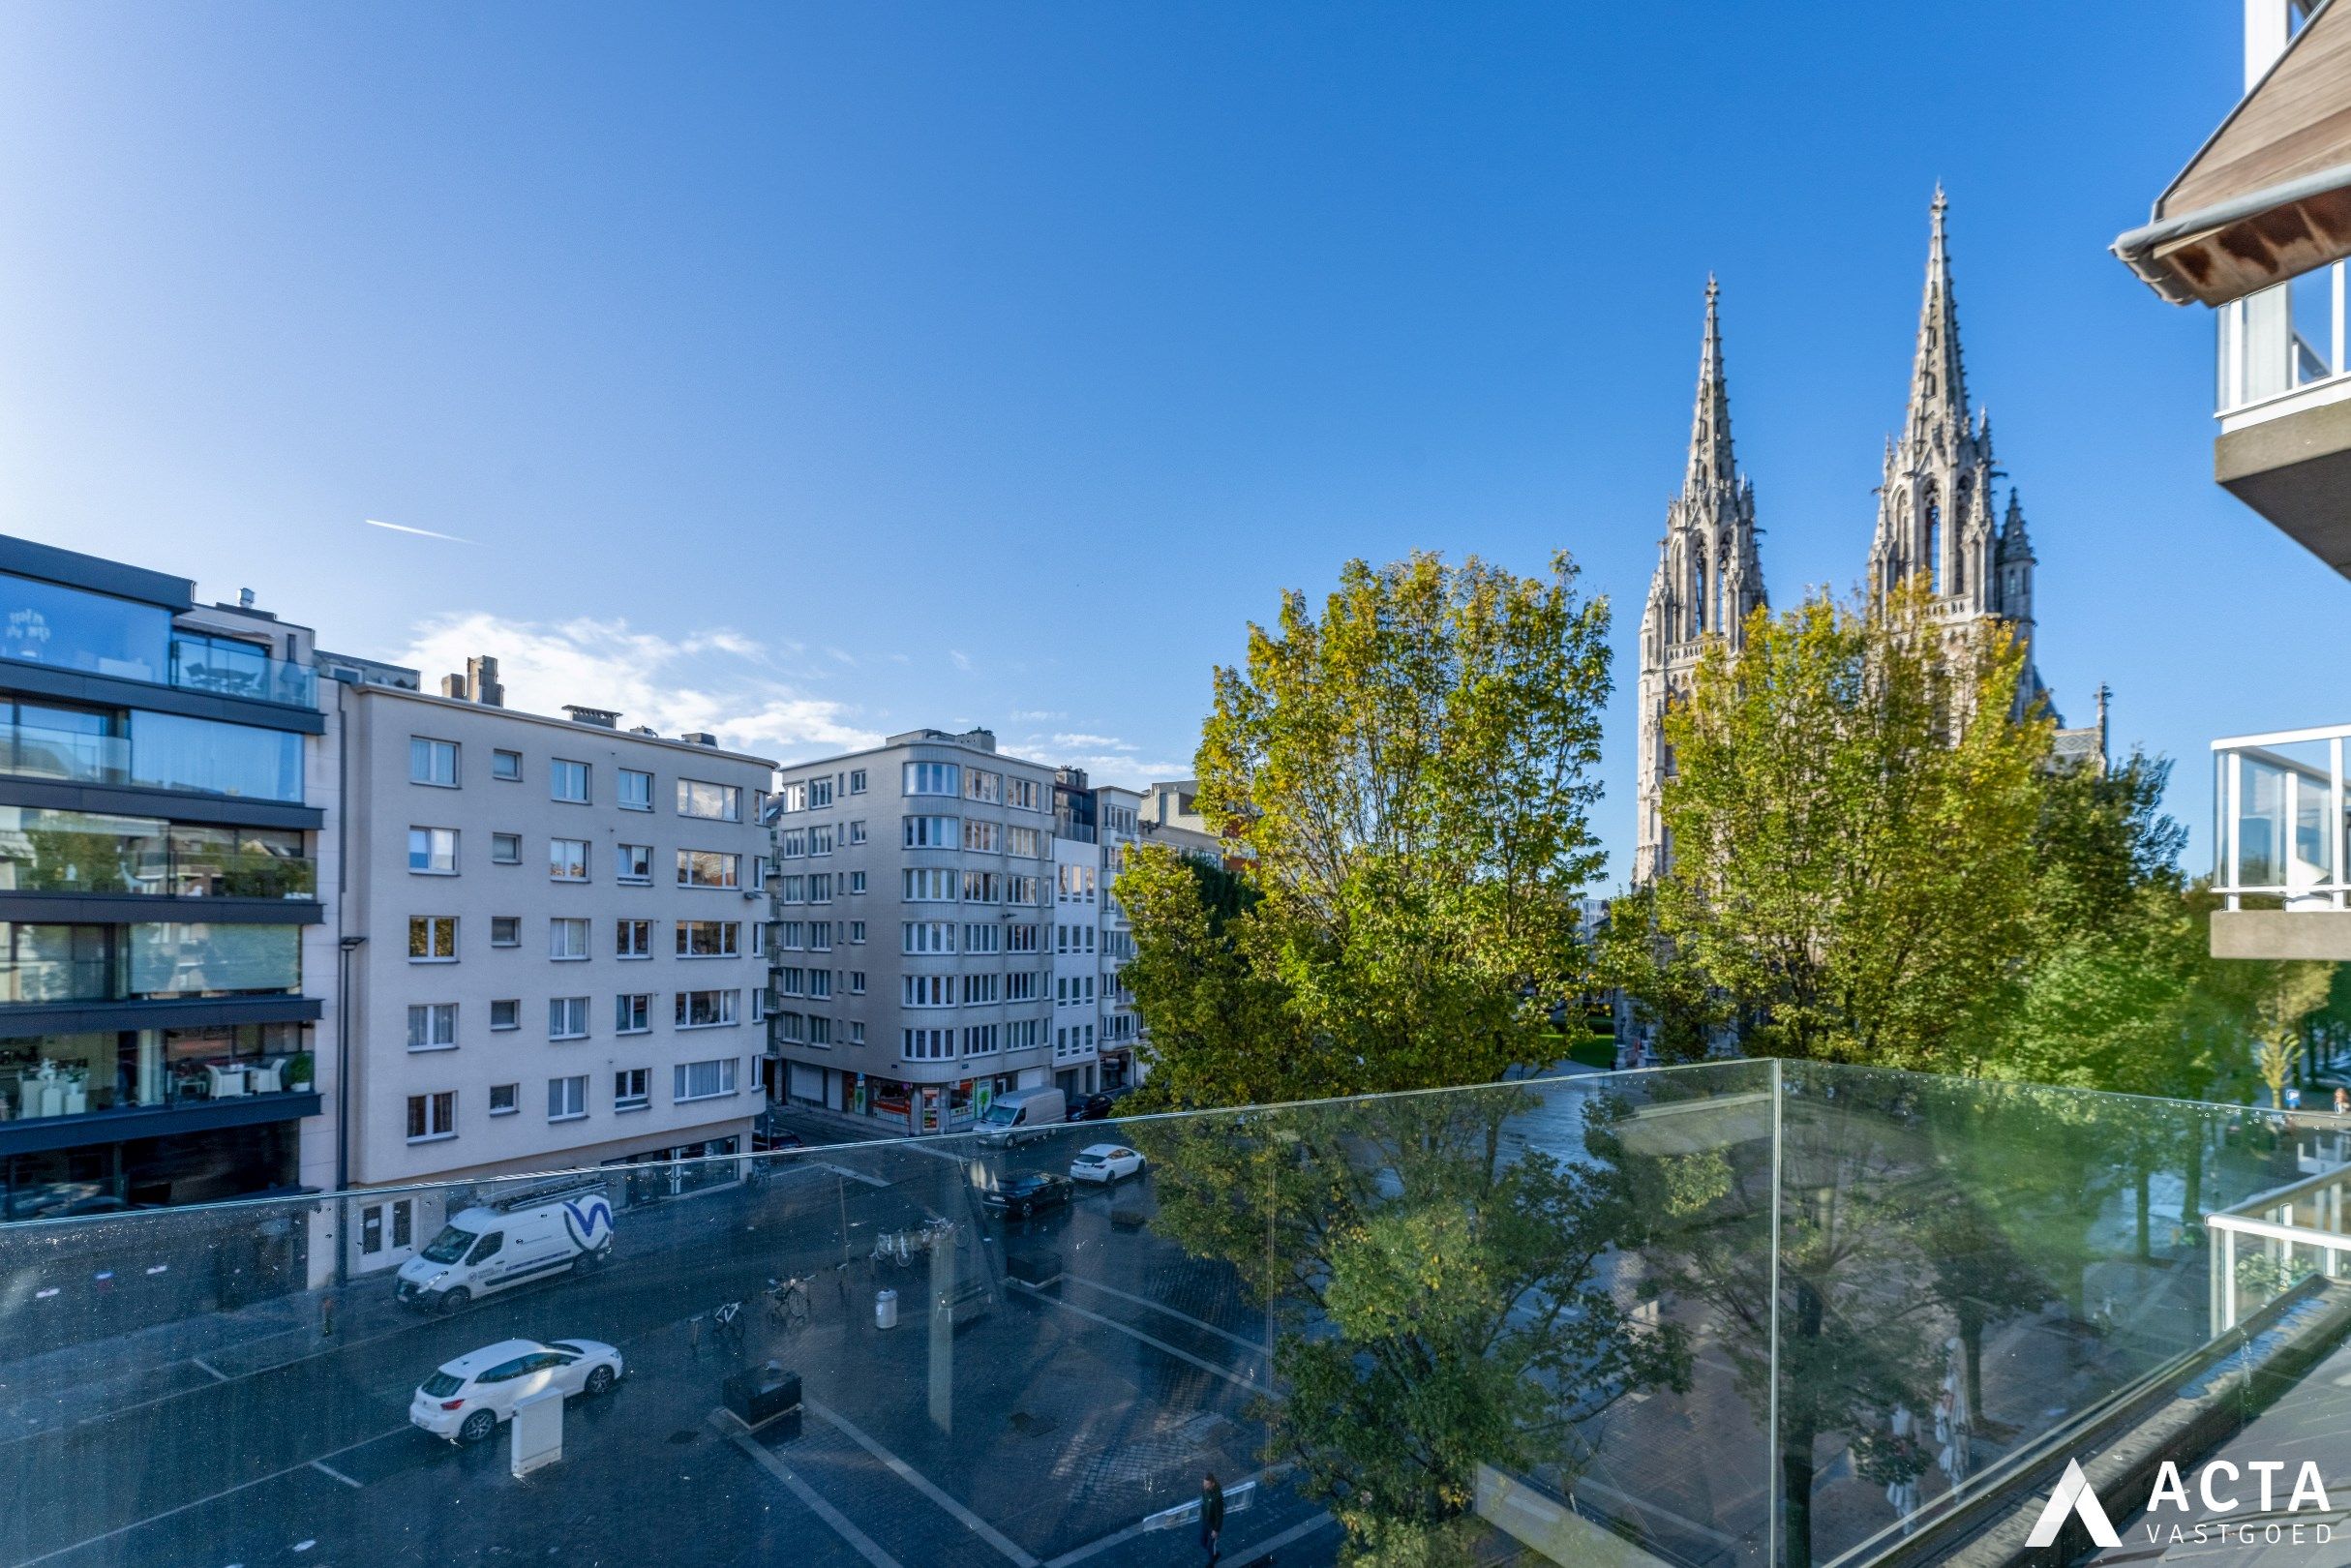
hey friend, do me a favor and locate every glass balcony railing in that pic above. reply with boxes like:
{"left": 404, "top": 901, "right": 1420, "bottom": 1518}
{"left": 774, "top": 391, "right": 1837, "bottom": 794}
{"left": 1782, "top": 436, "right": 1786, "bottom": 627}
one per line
{"left": 2217, "top": 263, "right": 2351, "bottom": 422}
{"left": 2213, "top": 724, "right": 2351, "bottom": 909}
{"left": 2, "top": 1061, "right": 2345, "bottom": 1567}
{"left": 167, "top": 633, "right": 316, "bottom": 709}
{"left": 0, "top": 809, "right": 316, "bottom": 901}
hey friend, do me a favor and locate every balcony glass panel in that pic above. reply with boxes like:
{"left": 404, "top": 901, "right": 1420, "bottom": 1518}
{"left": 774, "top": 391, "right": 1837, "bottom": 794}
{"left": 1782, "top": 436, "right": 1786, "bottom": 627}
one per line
{"left": 2219, "top": 264, "right": 2349, "bottom": 414}
{"left": 0, "top": 707, "right": 128, "bottom": 786}
{"left": 0, "top": 922, "right": 113, "bottom": 1003}
{"left": 125, "top": 711, "right": 305, "bottom": 802}
{"left": 0, "top": 575, "right": 171, "bottom": 684}
{"left": 2214, "top": 728, "right": 2351, "bottom": 907}
{"left": 0, "top": 1024, "right": 309, "bottom": 1129}
{"left": 0, "top": 809, "right": 312, "bottom": 900}
{"left": 125, "top": 923, "right": 300, "bottom": 998}
{"left": 168, "top": 634, "right": 316, "bottom": 709}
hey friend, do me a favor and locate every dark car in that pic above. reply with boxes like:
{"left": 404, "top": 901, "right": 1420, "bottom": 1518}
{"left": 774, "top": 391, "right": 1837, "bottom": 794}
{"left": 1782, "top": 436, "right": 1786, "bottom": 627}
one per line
{"left": 1067, "top": 1093, "right": 1119, "bottom": 1123}
{"left": 982, "top": 1173, "right": 1073, "bottom": 1220}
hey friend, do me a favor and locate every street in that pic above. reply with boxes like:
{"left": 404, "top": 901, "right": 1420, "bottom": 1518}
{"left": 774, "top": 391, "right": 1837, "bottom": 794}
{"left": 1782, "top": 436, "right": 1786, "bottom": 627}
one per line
{"left": 0, "top": 1118, "right": 1341, "bottom": 1568}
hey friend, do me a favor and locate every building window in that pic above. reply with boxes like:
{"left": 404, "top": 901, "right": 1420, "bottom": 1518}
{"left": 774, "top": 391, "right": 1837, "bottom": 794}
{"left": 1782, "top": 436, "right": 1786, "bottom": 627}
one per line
{"left": 490, "top": 917, "right": 520, "bottom": 948}
{"left": 903, "top": 815, "right": 955, "bottom": 849}
{"left": 849, "top": 871, "right": 866, "bottom": 894}
{"left": 848, "top": 769, "right": 866, "bottom": 795}
{"left": 677, "top": 850, "right": 739, "bottom": 889}
{"left": 775, "top": 966, "right": 804, "bottom": 998}
{"left": 961, "top": 974, "right": 999, "bottom": 1005}
{"left": 548, "top": 1074, "right": 588, "bottom": 1121}
{"left": 903, "top": 761, "right": 959, "bottom": 797}
{"left": 808, "top": 826, "right": 833, "bottom": 856}
{"left": 407, "top": 827, "right": 458, "bottom": 875}
{"left": 850, "top": 971, "right": 866, "bottom": 995}
{"left": 615, "top": 1068, "right": 648, "bottom": 1110}
{"left": 902, "top": 1028, "right": 952, "bottom": 1060}
{"left": 1008, "top": 778, "right": 1040, "bottom": 811}
{"left": 1007, "top": 923, "right": 1039, "bottom": 953}
{"left": 902, "top": 974, "right": 954, "bottom": 1008}
{"left": 963, "top": 769, "right": 1002, "bottom": 804}
{"left": 616, "top": 992, "right": 651, "bottom": 1034}
{"left": 675, "top": 989, "right": 738, "bottom": 1029}
{"left": 618, "top": 769, "right": 652, "bottom": 811}
{"left": 961, "top": 870, "right": 1002, "bottom": 904}
{"left": 618, "top": 919, "right": 652, "bottom": 958}
{"left": 549, "top": 996, "right": 589, "bottom": 1040}
{"left": 1006, "top": 971, "right": 1038, "bottom": 1002}
{"left": 490, "top": 999, "right": 520, "bottom": 1031}
{"left": 808, "top": 969, "right": 831, "bottom": 1000}
{"left": 678, "top": 779, "right": 741, "bottom": 821}
{"left": 777, "top": 829, "right": 806, "bottom": 859}
{"left": 409, "top": 739, "right": 458, "bottom": 788}
{"left": 406, "top": 1091, "right": 456, "bottom": 1142}
{"left": 962, "top": 820, "right": 1000, "bottom": 854}
{"left": 964, "top": 922, "right": 1001, "bottom": 954}
{"left": 902, "top": 921, "right": 956, "bottom": 954}
{"left": 777, "top": 782, "right": 807, "bottom": 814}
{"left": 491, "top": 832, "right": 522, "bottom": 865}
{"left": 1008, "top": 827, "right": 1040, "bottom": 858}
{"left": 551, "top": 759, "right": 590, "bottom": 803}
{"left": 847, "top": 920, "right": 866, "bottom": 945}
{"left": 847, "top": 821, "right": 867, "bottom": 845}
{"left": 774, "top": 920, "right": 803, "bottom": 950}
{"left": 549, "top": 838, "right": 589, "bottom": 881}
{"left": 962, "top": 1024, "right": 998, "bottom": 1056}
{"left": 550, "top": 918, "right": 589, "bottom": 960}
{"left": 848, "top": 1021, "right": 864, "bottom": 1045}
{"left": 751, "top": 921, "right": 766, "bottom": 957}
{"left": 673, "top": 1056, "right": 738, "bottom": 1101}
{"left": 750, "top": 988, "right": 767, "bottom": 1023}
{"left": 407, "top": 1003, "right": 458, "bottom": 1051}
{"left": 488, "top": 1082, "right": 518, "bottom": 1115}
{"left": 617, "top": 844, "right": 652, "bottom": 884}
{"left": 492, "top": 749, "right": 522, "bottom": 782}
{"left": 677, "top": 920, "right": 739, "bottom": 958}
{"left": 807, "top": 1014, "right": 830, "bottom": 1045}
{"left": 408, "top": 916, "right": 457, "bottom": 961}
{"left": 901, "top": 868, "right": 955, "bottom": 902}
{"left": 1009, "top": 874, "right": 1040, "bottom": 905}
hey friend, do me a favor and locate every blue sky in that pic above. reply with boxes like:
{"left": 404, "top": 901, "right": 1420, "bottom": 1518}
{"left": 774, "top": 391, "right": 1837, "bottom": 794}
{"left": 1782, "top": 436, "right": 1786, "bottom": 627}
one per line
{"left": 0, "top": 2, "right": 2324, "bottom": 887}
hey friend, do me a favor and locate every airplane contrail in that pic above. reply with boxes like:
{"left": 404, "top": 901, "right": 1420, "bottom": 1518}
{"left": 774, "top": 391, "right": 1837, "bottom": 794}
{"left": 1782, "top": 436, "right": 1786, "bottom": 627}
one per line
{"left": 364, "top": 518, "right": 475, "bottom": 545}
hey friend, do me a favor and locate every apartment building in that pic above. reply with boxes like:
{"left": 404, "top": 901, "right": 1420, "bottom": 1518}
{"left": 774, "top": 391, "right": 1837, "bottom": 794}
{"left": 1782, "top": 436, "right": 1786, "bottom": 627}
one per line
{"left": 766, "top": 728, "right": 1058, "bottom": 1133}
{"left": 2115, "top": 0, "right": 2351, "bottom": 960}
{"left": 0, "top": 535, "right": 336, "bottom": 1284}
{"left": 330, "top": 653, "right": 772, "bottom": 1274}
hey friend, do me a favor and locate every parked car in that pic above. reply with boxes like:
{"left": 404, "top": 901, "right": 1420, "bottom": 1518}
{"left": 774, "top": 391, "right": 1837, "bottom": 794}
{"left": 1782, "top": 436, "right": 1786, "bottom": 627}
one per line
{"left": 1067, "top": 1093, "right": 1119, "bottom": 1122}
{"left": 978, "top": 1087, "right": 1067, "bottom": 1147}
{"left": 1070, "top": 1143, "right": 1146, "bottom": 1184}
{"left": 409, "top": 1337, "right": 624, "bottom": 1444}
{"left": 982, "top": 1172, "right": 1073, "bottom": 1219}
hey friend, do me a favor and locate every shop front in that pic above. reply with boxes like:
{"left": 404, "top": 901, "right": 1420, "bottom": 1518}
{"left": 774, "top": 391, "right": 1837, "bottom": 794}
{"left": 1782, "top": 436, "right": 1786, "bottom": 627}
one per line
{"left": 601, "top": 1133, "right": 742, "bottom": 1207}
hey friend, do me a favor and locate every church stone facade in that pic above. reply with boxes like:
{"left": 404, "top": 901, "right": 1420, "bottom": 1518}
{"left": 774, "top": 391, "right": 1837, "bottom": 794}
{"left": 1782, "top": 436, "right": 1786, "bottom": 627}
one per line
{"left": 1633, "top": 192, "right": 2074, "bottom": 887}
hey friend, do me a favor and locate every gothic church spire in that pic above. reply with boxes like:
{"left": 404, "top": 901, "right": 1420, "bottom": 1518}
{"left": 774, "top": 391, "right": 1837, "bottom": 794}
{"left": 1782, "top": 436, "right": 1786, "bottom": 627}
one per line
{"left": 1687, "top": 275, "right": 1735, "bottom": 492}
{"left": 1905, "top": 186, "right": 1969, "bottom": 441}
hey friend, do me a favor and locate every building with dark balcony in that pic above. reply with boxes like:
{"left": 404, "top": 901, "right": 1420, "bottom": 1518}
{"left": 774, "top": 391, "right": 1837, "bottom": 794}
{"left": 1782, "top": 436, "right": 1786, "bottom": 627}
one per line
{"left": 0, "top": 533, "right": 333, "bottom": 1243}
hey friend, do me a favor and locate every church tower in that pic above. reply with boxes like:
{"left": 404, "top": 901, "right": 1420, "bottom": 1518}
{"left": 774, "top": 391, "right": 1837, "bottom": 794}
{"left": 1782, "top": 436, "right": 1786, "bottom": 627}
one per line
{"left": 1865, "top": 190, "right": 2054, "bottom": 716}
{"left": 1634, "top": 279, "right": 1766, "bottom": 886}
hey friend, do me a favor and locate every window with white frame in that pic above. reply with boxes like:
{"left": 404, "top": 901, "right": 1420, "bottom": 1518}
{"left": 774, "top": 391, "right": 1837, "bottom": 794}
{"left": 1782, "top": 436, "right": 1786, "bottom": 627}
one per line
{"left": 776, "top": 829, "right": 806, "bottom": 859}
{"left": 1008, "top": 874, "right": 1040, "bottom": 905}
{"left": 751, "top": 988, "right": 767, "bottom": 1023}
{"left": 674, "top": 1056, "right": 738, "bottom": 1101}
{"left": 409, "top": 916, "right": 457, "bottom": 961}
{"left": 850, "top": 971, "right": 866, "bottom": 995}
{"left": 778, "top": 781, "right": 807, "bottom": 813}
{"left": 407, "top": 1091, "right": 456, "bottom": 1141}
{"left": 849, "top": 871, "right": 866, "bottom": 893}
{"left": 903, "top": 815, "right": 956, "bottom": 849}
{"left": 775, "top": 921, "right": 804, "bottom": 950}
{"left": 551, "top": 759, "right": 590, "bottom": 803}
{"left": 677, "top": 920, "right": 739, "bottom": 957}
{"left": 902, "top": 1027, "right": 952, "bottom": 1060}
{"left": 902, "top": 868, "right": 955, "bottom": 902}
{"left": 847, "top": 820, "right": 867, "bottom": 845}
{"left": 808, "top": 969, "right": 831, "bottom": 1000}
{"left": 902, "top": 921, "right": 956, "bottom": 954}
{"left": 810, "top": 920, "right": 832, "bottom": 950}
{"left": 964, "top": 922, "right": 1002, "bottom": 954}
{"left": 964, "top": 769, "right": 1002, "bottom": 804}
{"left": 551, "top": 918, "right": 589, "bottom": 960}
{"left": 774, "top": 874, "right": 805, "bottom": 904}
{"left": 618, "top": 768, "right": 652, "bottom": 811}
{"left": 1006, "top": 1018, "right": 1041, "bottom": 1049}
{"left": 809, "top": 778, "right": 833, "bottom": 808}
{"left": 548, "top": 1074, "right": 588, "bottom": 1121}
{"left": 678, "top": 849, "right": 739, "bottom": 889}
{"left": 807, "top": 1014, "right": 831, "bottom": 1045}
{"left": 848, "top": 920, "right": 866, "bottom": 944}
{"left": 775, "top": 967, "right": 804, "bottom": 997}
{"left": 848, "top": 769, "right": 866, "bottom": 794}
{"left": 1008, "top": 777, "right": 1040, "bottom": 810}
{"left": 961, "top": 974, "right": 999, "bottom": 1004}
{"left": 549, "top": 996, "right": 589, "bottom": 1040}
{"left": 676, "top": 989, "right": 738, "bottom": 1028}
{"left": 809, "top": 826, "right": 833, "bottom": 856}
{"left": 903, "top": 761, "right": 959, "bottom": 796}
{"left": 407, "top": 1003, "right": 457, "bottom": 1051}
{"left": 848, "top": 1021, "right": 865, "bottom": 1045}
{"left": 618, "top": 919, "right": 652, "bottom": 958}
{"left": 962, "top": 870, "right": 1001, "bottom": 904}
{"left": 962, "top": 1024, "right": 998, "bottom": 1056}
{"left": 902, "top": 974, "right": 954, "bottom": 1008}
{"left": 407, "top": 827, "right": 457, "bottom": 875}
{"left": 774, "top": 1010, "right": 805, "bottom": 1043}
{"left": 616, "top": 993, "right": 650, "bottom": 1034}
{"left": 617, "top": 843, "right": 652, "bottom": 884}
{"left": 409, "top": 738, "right": 458, "bottom": 787}
{"left": 678, "top": 779, "right": 741, "bottom": 821}
{"left": 615, "top": 1068, "right": 648, "bottom": 1109}
{"left": 964, "top": 820, "right": 1001, "bottom": 853}
{"left": 550, "top": 838, "right": 588, "bottom": 881}
{"left": 750, "top": 921, "right": 766, "bottom": 957}
{"left": 1006, "top": 971, "right": 1039, "bottom": 1002}
{"left": 1007, "top": 827, "right": 1040, "bottom": 858}
{"left": 1007, "top": 923, "right": 1040, "bottom": 953}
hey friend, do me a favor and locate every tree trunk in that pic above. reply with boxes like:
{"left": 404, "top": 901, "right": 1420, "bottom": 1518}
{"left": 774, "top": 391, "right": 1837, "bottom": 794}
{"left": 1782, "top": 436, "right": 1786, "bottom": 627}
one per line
{"left": 1781, "top": 1414, "right": 1818, "bottom": 1568}
{"left": 2134, "top": 1163, "right": 2153, "bottom": 1262}
{"left": 1960, "top": 1312, "right": 1986, "bottom": 1418}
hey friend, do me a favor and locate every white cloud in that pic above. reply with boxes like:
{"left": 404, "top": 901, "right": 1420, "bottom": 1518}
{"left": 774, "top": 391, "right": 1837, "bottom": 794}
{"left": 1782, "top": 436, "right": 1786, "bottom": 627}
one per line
{"left": 365, "top": 518, "right": 475, "bottom": 545}
{"left": 1052, "top": 732, "right": 1136, "bottom": 752}
{"left": 395, "top": 612, "right": 882, "bottom": 759}
{"left": 949, "top": 649, "right": 973, "bottom": 672}
{"left": 1008, "top": 709, "right": 1064, "bottom": 722}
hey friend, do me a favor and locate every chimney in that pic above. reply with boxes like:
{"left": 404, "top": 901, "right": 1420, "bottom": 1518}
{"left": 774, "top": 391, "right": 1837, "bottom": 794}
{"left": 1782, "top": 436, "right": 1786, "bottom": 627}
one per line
{"left": 564, "top": 706, "right": 620, "bottom": 729}
{"left": 440, "top": 654, "right": 505, "bottom": 707}
{"left": 679, "top": 731, "right": 718, "bottom": 747}
{"left": 237, "top": 588, "right": 256, "bottom": 610}
{"left": 627, "top": 725, "right": 660, "bottom": 738}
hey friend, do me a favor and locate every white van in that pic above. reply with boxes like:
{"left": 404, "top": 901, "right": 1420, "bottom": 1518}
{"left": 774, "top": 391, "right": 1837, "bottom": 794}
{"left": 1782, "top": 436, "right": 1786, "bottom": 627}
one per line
{"left": 396, "top": 1184, "right": 615, "bottom": 1313}
{"left": 977, "top": 1087, "right": 1067, "bottom": 1148}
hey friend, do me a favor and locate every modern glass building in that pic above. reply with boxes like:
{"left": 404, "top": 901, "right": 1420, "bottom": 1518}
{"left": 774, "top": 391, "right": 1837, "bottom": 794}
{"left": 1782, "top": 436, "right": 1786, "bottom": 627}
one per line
{"left": 0, "top": 533, "right": 332, "bottom": 1239}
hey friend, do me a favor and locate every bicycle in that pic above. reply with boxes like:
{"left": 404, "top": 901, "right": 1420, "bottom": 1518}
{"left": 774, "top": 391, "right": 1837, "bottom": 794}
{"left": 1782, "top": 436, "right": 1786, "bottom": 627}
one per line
{"left": 712, "top": 1298, "right": 747, "bottom": 1355}
{"left": 869, "top": 1230, "right": 915, "bottom": 1269}
{"left": 766, "top": 1275, "right": 810, "bottom": 1332}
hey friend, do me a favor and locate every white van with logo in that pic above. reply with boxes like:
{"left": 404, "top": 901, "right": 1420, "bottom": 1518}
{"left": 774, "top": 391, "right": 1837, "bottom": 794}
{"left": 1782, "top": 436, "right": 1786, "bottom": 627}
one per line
{"left": 977, "top": 1087, "right": 1067, "bottom": 1148}
{"left": 395, "top": 1184, "right": 615, "bottom": 1313}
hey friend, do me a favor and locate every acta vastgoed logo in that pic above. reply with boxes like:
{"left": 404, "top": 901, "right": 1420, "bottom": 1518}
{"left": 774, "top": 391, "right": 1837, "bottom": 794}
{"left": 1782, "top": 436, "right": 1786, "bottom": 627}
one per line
{"left": 2026, "top": 1456, "right": 2335, "bottom": 1552}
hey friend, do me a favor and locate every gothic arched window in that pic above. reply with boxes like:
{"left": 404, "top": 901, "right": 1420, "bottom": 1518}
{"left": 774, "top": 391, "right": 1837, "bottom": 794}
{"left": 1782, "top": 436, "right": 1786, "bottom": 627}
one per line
{"left": 1690, "top": 555, "right": 1704, "bottom": 636}
{"left": 1923, "top": 490, "right": 1943, "bottom": 595}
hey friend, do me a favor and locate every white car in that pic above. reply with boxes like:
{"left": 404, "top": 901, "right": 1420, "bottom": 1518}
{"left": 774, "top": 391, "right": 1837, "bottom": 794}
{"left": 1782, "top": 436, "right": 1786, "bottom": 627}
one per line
{"left": 1070, "top": 1143, "right": 1146, "bottom": 1184}
{"left": 410, "top": 1337, "right": 624, "bottom": 1444}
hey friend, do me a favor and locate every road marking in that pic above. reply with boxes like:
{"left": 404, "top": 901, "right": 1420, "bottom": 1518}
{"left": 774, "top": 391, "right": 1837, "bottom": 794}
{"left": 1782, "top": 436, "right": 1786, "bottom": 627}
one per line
{"left": 190, "top": 1357, "right": 229, "bottom": 1383}
{"left": 1231, "top": 1511, "right": 1339, "bottom": 1561}
{"left": 1042, "top": 1465, "right": 1291, "bottom": 1567}
{"left": 806, "top": 1397, "right": 1040, "bottom": 1567}
{"left": 309, "top": 1460, "right": 362, "bottom": 1490}
{"left": 711, "top": 1409, "right": 903, "bottom": 1568}
{"left": 15, "top": 1424, "right": 409, "bottom": 1565}
{"left": 1007, "top": 1281, "right": 1260, "bottom": 1393}
{"left": 1059, "top": 1275, "right": 1268, "bottom": 1357}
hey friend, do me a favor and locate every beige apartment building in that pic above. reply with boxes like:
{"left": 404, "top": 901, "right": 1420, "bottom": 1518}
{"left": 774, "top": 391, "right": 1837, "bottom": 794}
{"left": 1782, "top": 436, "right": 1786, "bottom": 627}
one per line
{"left": 326, "top": 654, "right": 772, "bottom": 1275}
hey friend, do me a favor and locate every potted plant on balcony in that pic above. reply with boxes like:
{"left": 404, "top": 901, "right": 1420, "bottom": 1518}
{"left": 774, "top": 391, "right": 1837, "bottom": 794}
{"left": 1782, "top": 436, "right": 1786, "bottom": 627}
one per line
{"left": 284, "top": 1050, "right": 315, "bottom": 1092}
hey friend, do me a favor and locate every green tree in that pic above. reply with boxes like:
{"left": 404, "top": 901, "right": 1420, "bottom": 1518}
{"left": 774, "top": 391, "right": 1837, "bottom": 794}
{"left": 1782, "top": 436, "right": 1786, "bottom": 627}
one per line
{"left": 1128, "top": 549, "right": 1613, "bottom": 1102}
{"left": 1628, "top": 581, "right": 2052, "bottom": 1069}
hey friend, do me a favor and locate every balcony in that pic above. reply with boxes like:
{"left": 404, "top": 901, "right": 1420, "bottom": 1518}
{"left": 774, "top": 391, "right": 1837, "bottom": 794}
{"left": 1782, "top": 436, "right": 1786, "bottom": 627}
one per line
{"left": 2212, "top": 723, "right": 2351, "bottom": 958}
{"left": 167, "top": 632, "right": 316, "bottom": 709}
{"left": 0, "top": 808, "right": 315, "bottom": 903}
{"left": 2213, "top": 267, "right": 2351, "bottom": 573}
{"left": 5, "top": 1060, "right": 2349, "bottom": 1567}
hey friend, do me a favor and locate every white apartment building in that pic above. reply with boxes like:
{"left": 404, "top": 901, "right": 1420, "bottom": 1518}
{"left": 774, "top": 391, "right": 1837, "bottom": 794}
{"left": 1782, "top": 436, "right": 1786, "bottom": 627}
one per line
{"left": 329, "top": 654, "right": 773, "bottom": 1274}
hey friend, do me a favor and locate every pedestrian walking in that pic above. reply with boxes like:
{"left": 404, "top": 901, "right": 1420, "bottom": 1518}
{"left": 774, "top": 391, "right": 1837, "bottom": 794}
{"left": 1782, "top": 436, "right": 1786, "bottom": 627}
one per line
{"left": 2334, "top": 1086, "right": 2347, "bottom": 1118}
{"left": 2287, "top": 1084, "right": 2305, "bottom": 1112}
{"left": 1198, "top": 1472, "right": 1224, "bottom": 1564}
